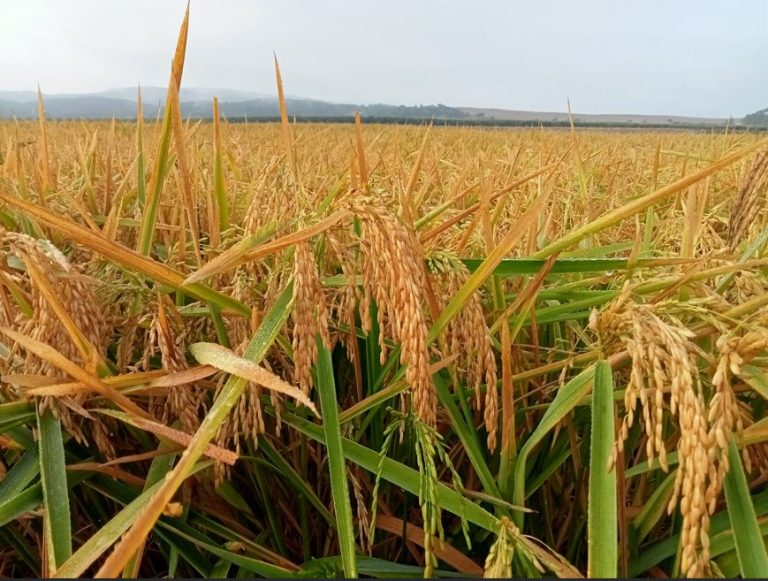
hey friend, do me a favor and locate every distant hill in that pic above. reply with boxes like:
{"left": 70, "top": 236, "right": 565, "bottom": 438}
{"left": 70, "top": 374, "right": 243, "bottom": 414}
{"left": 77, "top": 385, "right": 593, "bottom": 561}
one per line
{"left": 0, "top": 96, "right": 138, "bottom": 119}
{"left": 743, "top": 107, "right": 768, "bottom": 127}
{"left": 0, "top": 88, "right": 469, "bottom": 121}
{"left": 0, "top": 87, "right": 746, "bottom": 127}
{"left": 0, "top": 87, "right": 272, "bottom": 104}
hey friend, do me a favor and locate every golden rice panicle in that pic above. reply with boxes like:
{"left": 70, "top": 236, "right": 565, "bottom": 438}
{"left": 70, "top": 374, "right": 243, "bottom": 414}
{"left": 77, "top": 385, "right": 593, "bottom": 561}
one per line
{"left": 242, "top": 163, "right": 301, "bottom": 236}
{"left": 291, "top": 240, "right": 331, "bottom": 395}
{"left": 430, "top": 253, "right": 498, "bottom": 450}
{"left": 732, "top": 270, "right": 768, "bottom": 306}
{"left": 669, "top": 368, "right": 712, "bottom": 577}
{"left": 226, "top": 268, "right": 261, "bottom": 350}
{"left": 728, "top": 150, "right": 768, "bottom": 250}
{"left": 710, "top": 331, "right": 766, "bottom": 476}
{"left": 214, "top": 379, "right": 266, "bottom": 485}
{"left": 590, "top": 283, "right": 672, "bottom": 472}
{"left": 0, "top": 231, "right": 110, "bottom": 450}
{"left": 590, "top": 282, "right": 718, "bottom": 577}
{"left": 1, "top": 232, "right": 109, "bottom": 367}
{"left": 483, "top": 343, "right": 499, "bottom": 452}
{"left": 325, "top": 231, "right": 363, "bottom": 365}
{"left": 351, "top": 199, "right": 435, "bottom": 425}
{"left": 154, "top": 296, "right": 201, "bottom": 432}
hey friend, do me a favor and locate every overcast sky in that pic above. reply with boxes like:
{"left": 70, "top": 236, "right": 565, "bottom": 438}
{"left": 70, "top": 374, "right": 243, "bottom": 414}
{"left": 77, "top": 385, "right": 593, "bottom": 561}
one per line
{"left": 0, "top": 0, "right": 766, "bottom": 117}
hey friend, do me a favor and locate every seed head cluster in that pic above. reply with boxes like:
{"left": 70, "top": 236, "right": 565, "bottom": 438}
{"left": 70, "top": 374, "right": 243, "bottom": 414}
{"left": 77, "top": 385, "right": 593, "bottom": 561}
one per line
{"left": 591, "top": 283, "right": 723, "bottom": 578}
{"left": 429, "top": 253, "right": 498, "bottom": 450}
{"left": 728, "top": 151, "right": 768, "bottom": 251}
{"left": 151, "top": 296, "right": 201, "bottom": 432}
{"left": 351, "top": 199, "right": 436, "bottom": 425}
{"left": 0, "top": 231, "right": 111, "bottom": 452}
{"left": 291, "top": 240, "right": 331, "bottom": 395}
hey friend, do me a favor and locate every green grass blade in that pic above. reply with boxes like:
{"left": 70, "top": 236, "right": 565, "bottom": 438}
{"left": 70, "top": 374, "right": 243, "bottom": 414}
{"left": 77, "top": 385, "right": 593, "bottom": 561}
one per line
{"left": 136, "top": 7, "right": 188, "bottom": 256}
{"left": 723, "top": 434, "right": 768, "bottom": 578}
{"left": 53, "top": 461, "right": 210, "bottom": 578}
{"left": 155, "top": 520, "right": 294, "bottom": 578}
{"left": 0, "top": 484, "right": 42, "bottom": 528}
{"left": 433, "top": 373, "right": 506, "bottom": 508}
{"left": 256, "top": 439, "right": 336, "bottom": 527}
{"left": 209, "top": 559, "right": 232, "bottom": 578}
{"left": 462, "top": 256, "right": 684, "bottom": 276}
{"left": 629, "top": 489, "right": 768, "bottom": 576}
{"left": 0, "top": 401, "right": 35, "bottom": 432}
{"left": 512, "top": 364, "right": 595, "bottom": 527}
{"left": 122, "top": 443, "right": 180, "bottom": 577}
{"left": 0, "top": 445, "right": 40, "bottom": 497}
{"left": 587, "top": 360, "right": 617, "bottom": 578}
{"left": 136, "top": 100, "right": 174, "bottom": 256}
{"left": 36, "top": 407, "right": 72, "bottom": 571}
{"left": 315, "top": 340, "right": 358, "bottom": 578}
{"left": 631, "top": 472, "right": 676, "bottom": 541}
{"left": 282, "top": 413, "right": 499, "bottom": 532}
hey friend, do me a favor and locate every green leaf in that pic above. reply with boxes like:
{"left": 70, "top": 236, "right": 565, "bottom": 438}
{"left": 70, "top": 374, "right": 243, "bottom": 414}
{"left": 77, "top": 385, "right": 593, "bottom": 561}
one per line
{"left": 282, "top": 413, "right": 498, "bottom": 533}
{"left": 52, "top": 461, "right": 210, "bottom": 578}
{"left": 587, "top": 360, "right": 617, "bottom": 578}
{"left": 512, "top": 364, "right": 595, "bottom": 527}
{"left": 0, "top": 445, "right": 40, "bottom": 498}
{"left": 136, "top": 8, "right": 188, "bottom": 256}
{"left": 155, "top": 517, "right": 293, "bottom": 578}
{"left": 723, "top": 434, "right": 768, "bottom": 578}
{"left": 212, "top": 98, "right": 229, "bottom": 234}
{"left": 433, "top": 373, "right": 506, "bottom": 510}
{"left": 37, "top": 407, "right": 72, "bottom": 571}
{"left": 315, "top": 340, "right": 358, "bottom": 578}
{"left": 629, "top": 489, "right": 768, "bottom": 576}
{"left": 739, "top": 364, "right": 768, "bottom": 401}
{"left": 300, "top": 555, "right": 467, "bottom": 578}
{"left": 0, "top": 401, "right": 35, "bottom": 434}
{"left": 462, "top": 256, "right": 682, "bottom": 276}
{"left": 256, "top": 439, "right": 336, "bottom": 527}
{"left": 0, "top": 484, "right": 42, "bottom": 528}
{"left": 631, "top": 472, "right": 676, "bottom": 541}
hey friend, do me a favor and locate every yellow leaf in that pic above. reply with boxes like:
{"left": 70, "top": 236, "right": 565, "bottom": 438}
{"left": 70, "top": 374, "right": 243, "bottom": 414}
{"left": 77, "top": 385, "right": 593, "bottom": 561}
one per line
{"left": 189, "top": 342, "right": 319, "bottom": 417}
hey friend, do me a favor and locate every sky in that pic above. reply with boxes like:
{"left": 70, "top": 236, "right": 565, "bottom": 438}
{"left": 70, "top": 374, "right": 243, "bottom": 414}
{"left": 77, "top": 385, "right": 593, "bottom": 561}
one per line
{"left": 0, "top": 0, "right": 765, "bottom": 118}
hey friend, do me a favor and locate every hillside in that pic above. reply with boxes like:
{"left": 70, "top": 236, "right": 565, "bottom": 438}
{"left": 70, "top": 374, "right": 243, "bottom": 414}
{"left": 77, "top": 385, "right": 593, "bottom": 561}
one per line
{"left": 743, "top": 107, "right": 768, "bottom": 127}
{"left": 0, "top": 89, "right": 468, "bottom": 121}
{"left": 0, "top": 87, "right": 746, "bottom": 127}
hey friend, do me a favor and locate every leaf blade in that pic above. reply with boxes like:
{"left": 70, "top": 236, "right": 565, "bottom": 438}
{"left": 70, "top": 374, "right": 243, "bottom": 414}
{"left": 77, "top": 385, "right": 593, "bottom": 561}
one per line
{"left": 315, "top": 340, "right": 358, "bottom": 578}
{"left": 587, "top": 360, "right": 617, "bottom": 578}
{"left": 723, "top": 435, "right": 768, "bottom": 578}
{"left": 37, "top": 407, "right": 72, "bottom": 572}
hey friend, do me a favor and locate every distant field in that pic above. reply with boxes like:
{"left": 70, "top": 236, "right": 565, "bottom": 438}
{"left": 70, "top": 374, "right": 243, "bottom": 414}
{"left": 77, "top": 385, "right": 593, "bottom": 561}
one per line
{"left": 460, "top": 106, "right": 730, "bottom": 125}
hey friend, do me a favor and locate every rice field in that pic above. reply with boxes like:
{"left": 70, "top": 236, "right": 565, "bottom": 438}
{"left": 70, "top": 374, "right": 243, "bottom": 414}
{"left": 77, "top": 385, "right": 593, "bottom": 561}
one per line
{"left": 2, "top": 12, "right": 768, "bottom": 580}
